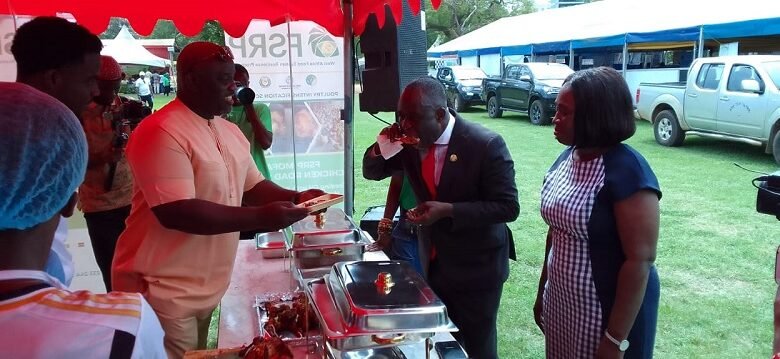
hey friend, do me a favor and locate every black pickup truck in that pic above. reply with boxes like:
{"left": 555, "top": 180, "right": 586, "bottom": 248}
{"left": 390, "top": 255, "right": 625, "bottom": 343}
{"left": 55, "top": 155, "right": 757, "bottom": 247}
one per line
{"left": 481, "top": 63, "right": 573, "bottom": 125}
{"left": 435, "top": 66, "right": 488, "bottom": 111}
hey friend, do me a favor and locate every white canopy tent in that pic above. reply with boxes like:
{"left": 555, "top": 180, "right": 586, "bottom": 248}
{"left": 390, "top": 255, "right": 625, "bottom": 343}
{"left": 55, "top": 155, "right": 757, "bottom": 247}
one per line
{"left": 101, "top": 26, "right": 171, "bottom": 67}
{"left": 428, "top": 0, "right": 780, "bottom": 55}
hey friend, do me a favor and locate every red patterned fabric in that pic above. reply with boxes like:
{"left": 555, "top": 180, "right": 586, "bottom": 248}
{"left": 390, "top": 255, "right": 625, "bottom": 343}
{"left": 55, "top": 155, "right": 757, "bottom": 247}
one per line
{"left": 0, "top": 0, "right": 440, "bottom": 37}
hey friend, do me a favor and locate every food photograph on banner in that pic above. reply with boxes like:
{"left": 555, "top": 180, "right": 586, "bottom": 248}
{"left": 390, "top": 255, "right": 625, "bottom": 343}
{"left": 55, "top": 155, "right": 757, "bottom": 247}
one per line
{"left": 226, "top": 20, "right": 345, "bottom": 198}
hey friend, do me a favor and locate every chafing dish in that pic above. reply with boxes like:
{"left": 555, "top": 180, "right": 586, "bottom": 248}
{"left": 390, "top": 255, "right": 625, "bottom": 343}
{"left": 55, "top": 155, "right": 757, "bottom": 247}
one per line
{"left": 289, "top": 208, "right": 356, "bottom": 241}
{"left": 254, "top": 232, "right": 287, "bottom": 259}
{"left": 305, "top": 261, "right": 457, "bottom": 352}
{"left": 325, "top": 344, "right": 407, "bottom": 359}
{"left": 328, "top": 261, "right": 450, "bottom": 331}
{"left": 286, "top": 209, "right": 369, "bottom": 270}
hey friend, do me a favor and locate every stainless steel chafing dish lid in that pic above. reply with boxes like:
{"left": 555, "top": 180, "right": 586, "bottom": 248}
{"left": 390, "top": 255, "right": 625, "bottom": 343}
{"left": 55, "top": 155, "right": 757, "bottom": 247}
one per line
{"left": 328, "top": 261, "right": 452, "bottom": 332}
{"left": 306, "top": 277, "right": 443, "bottom": 352}
{"left": 290, "top": 208, "right": 356, "bottom": 236}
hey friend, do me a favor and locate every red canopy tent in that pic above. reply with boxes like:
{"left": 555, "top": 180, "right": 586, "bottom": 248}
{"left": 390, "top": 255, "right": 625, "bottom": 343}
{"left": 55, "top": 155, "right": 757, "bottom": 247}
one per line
{"left": 0, "top": 0, "right": 440, "bottom": 213}
{"left": 0, "top": 0, "right": 440, "bottom": 37}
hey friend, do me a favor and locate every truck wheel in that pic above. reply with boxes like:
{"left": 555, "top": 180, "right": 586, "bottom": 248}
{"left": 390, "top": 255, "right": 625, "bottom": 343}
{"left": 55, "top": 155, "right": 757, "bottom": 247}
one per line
{"left": 773, "top": 131, "right": 780, "bottom": 165}
{"left": 653, "top": 110, "right": 685, "bottom": 147}
{"left": 529, "top": 100, "right": 550, "bottom": 126}
{"left": 453, "top": 94, "right": 466, "bottom": 112}
{"left": 487, "top": 97, "right": 503, "bottom": 118}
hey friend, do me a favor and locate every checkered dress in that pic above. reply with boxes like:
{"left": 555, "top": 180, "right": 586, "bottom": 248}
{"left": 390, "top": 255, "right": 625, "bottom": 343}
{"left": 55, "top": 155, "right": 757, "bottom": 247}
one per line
{"left": 539, "top": 145, "right": 662, "bottom": 359}
{"left": 541, "top": 149, "right": 605, "bottom": 358}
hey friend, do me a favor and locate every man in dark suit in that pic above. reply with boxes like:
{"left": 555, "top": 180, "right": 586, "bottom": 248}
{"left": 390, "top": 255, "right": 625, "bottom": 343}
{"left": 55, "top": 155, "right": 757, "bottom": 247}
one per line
{"left": 363, "top": 77, "right": 519, "bottom": 359}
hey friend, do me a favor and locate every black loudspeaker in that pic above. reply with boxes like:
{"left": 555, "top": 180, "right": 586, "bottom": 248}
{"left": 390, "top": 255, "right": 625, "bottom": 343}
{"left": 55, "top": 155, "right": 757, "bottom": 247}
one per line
{"left": 359, "top": 0, "right": 428, "bottom": 113}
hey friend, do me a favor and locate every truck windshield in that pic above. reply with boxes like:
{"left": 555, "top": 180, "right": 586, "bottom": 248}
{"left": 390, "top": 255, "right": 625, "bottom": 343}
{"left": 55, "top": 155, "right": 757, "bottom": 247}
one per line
{"left": 529, "top": 65, "right": 574, "bottom": 80}
{"left": 452, "top": 67, "right": 487, "bottom": 80}
{"left": 764, "top": 61, "right": 780, "bottom": 88}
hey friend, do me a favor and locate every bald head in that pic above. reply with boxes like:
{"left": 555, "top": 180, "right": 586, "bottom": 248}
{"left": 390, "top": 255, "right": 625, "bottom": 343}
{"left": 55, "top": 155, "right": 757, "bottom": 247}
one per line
{"left": 397, "top": 77, "right": 451, "bottom": 150}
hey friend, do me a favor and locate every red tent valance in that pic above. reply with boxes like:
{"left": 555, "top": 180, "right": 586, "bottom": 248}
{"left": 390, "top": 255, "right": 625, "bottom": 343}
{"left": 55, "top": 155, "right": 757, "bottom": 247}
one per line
{"left": 0, "top": 0, "right": 441, "bottom": 37}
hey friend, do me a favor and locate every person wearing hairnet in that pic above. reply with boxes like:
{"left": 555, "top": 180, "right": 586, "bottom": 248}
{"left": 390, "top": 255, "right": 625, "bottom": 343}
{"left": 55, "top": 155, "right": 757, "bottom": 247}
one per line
{"left": 11, "top": 16, "right": 102, "bottom": 286}
{"left": 0, "top": 82, "right": 166, "bottom": 358}
{"left": 112, "top": 42, "right": 326, "bottom": 358}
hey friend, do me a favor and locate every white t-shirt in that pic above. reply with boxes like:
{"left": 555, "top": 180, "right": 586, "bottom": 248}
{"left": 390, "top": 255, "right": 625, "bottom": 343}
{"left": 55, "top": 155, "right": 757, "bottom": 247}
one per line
{"left": 0, "top": 270, "right": 166, "bottom": 359}
{"left": 135, "top": 78, "right": 151, "bottom": 96}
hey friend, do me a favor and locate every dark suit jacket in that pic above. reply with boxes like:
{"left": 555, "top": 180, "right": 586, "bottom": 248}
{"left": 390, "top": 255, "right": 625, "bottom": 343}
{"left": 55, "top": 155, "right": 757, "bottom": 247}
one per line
{"left": 363, "top": 110, "right": 519, "bottom": 290}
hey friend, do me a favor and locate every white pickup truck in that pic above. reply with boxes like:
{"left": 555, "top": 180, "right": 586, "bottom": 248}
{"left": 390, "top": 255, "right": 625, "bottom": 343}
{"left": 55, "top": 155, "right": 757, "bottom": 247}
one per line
{"left": 635, "top": 55, "right": 780, "bottom": 164}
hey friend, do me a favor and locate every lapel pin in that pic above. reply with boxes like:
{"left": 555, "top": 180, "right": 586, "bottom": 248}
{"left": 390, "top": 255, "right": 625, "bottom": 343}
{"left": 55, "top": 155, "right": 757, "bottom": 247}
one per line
{"left": 449, "top": 154, "right": 458, "bottom": 162}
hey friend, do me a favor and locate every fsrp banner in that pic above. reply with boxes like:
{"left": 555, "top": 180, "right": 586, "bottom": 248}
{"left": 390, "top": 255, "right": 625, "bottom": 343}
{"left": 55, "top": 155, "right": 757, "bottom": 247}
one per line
{"left": 226, "top": 20, "right": 345, "bottom": 195}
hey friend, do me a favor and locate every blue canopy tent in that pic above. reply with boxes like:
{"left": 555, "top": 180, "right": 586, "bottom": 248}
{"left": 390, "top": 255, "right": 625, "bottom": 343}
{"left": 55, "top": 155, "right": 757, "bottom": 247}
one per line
{"left": 428, "top": 0, "right": 780, "bottom": 76}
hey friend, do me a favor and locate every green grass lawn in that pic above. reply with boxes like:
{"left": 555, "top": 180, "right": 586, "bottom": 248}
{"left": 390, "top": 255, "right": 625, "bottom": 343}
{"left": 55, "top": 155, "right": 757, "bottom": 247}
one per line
{"left": 352, "top": 106, "right": 778, "bottom": 358}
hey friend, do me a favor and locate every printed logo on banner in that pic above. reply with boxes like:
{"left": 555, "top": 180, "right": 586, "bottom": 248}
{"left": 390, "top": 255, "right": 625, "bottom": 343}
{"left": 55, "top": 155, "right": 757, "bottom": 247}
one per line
{"left": 308, "top": 27, "right": 339, "bottom": 58}
{"left": 306, "top": 74, "right": 317, "bottom": 86}
{"left": 259, "top": 76, "right": 272, "bottom": 88}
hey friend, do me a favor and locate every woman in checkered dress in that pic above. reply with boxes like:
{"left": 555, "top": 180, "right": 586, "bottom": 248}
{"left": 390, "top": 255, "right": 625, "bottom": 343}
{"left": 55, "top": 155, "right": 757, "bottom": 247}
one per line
{"left": 534, "top": 67, "right": 661, "bottom": 359}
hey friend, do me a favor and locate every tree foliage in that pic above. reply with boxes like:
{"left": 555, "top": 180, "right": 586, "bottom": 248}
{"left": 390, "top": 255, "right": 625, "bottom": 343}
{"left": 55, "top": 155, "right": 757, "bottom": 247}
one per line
{"left": 100, "top": 18, "right": 225, "bottom": 51}
{"left": 426, "top": 0, "right": 536, "bottom": 47}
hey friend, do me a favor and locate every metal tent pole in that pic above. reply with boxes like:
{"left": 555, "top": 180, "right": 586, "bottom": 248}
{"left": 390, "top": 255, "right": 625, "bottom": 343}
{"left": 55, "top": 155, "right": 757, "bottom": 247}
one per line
{"left": 621, "top": 35, "right": 628, "bottom": 77}
{"left": 569, "top": 42, "right": 574, "bottom": 69}
{"left": 697, "top": 25, "right": 704, "bottom": 58}
{"left": 342, "top": 0, "right": 355, "bottom": 216}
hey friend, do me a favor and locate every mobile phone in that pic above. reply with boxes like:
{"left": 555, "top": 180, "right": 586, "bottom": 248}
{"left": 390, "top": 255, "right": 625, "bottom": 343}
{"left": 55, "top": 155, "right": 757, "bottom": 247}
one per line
{"left": 434, "top": 341, "right": 468, "bottom": 359}
{"left": 775, "top": 245, "right": 780, "bottom": 285}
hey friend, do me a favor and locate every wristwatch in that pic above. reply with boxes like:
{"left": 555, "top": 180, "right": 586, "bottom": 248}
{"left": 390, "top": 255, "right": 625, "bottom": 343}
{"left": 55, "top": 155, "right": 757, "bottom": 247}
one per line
{"left": 605, "top": 330, "right": 629, "bottom": 352}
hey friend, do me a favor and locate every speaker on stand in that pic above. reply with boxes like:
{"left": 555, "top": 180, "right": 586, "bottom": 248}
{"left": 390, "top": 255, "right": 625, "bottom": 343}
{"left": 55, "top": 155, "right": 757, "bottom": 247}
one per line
{"left": 358, "top": 0, "right": 428, "bottom": 113}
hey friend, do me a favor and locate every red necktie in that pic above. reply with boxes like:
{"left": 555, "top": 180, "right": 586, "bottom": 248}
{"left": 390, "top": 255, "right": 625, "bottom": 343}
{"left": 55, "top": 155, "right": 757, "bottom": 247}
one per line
{"left": 422, "top": 144, "right": 438, "bottom": 261}
{"left": 422, "top": 144, "right": 437, "bottom": 199}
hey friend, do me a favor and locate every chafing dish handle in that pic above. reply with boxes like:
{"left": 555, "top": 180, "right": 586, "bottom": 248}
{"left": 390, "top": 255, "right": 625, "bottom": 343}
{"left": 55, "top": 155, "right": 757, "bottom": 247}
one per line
{"left": 370, "top": 333, "right": 406, "bottom": 345}
{"left": 320, "top": 248, "right": 343, "bottom": 256}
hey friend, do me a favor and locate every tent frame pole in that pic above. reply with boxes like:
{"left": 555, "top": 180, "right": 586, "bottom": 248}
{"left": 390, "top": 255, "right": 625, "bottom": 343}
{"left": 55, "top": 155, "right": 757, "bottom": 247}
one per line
{"left": 568, "top": 42, "right": 574, "bottom": 69}
{"left": 621, "top": 35, "right": 628, "bottom": 77}
{"left": 342, "top": 0, "right": 355, "bottom": 216}
{"left": 697, "top": 25, "right": 704, "bottom": 58}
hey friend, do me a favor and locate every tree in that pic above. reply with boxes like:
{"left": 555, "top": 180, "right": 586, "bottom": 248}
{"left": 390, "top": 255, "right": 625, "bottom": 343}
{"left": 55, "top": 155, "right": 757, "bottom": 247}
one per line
{"left": 99, "top": 18, "right": 136, "bottom": 39}
{"left": 100, "top": 18, "right": 225, "bottom": 50}
{"left": 426, "top": 0, "right": 536, "bottom": 48}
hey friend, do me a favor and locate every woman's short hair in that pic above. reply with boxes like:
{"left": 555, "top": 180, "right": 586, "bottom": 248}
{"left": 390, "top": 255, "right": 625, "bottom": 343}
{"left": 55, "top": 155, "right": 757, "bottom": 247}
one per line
{"left": 564, "top": 67, "right": 636, "bottom": 147}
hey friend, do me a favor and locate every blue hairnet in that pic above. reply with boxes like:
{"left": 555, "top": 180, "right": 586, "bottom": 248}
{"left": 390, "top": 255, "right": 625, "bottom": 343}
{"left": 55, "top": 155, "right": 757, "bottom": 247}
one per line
{"left": 0, "top": 82, "right": 87, "bottom": 230}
